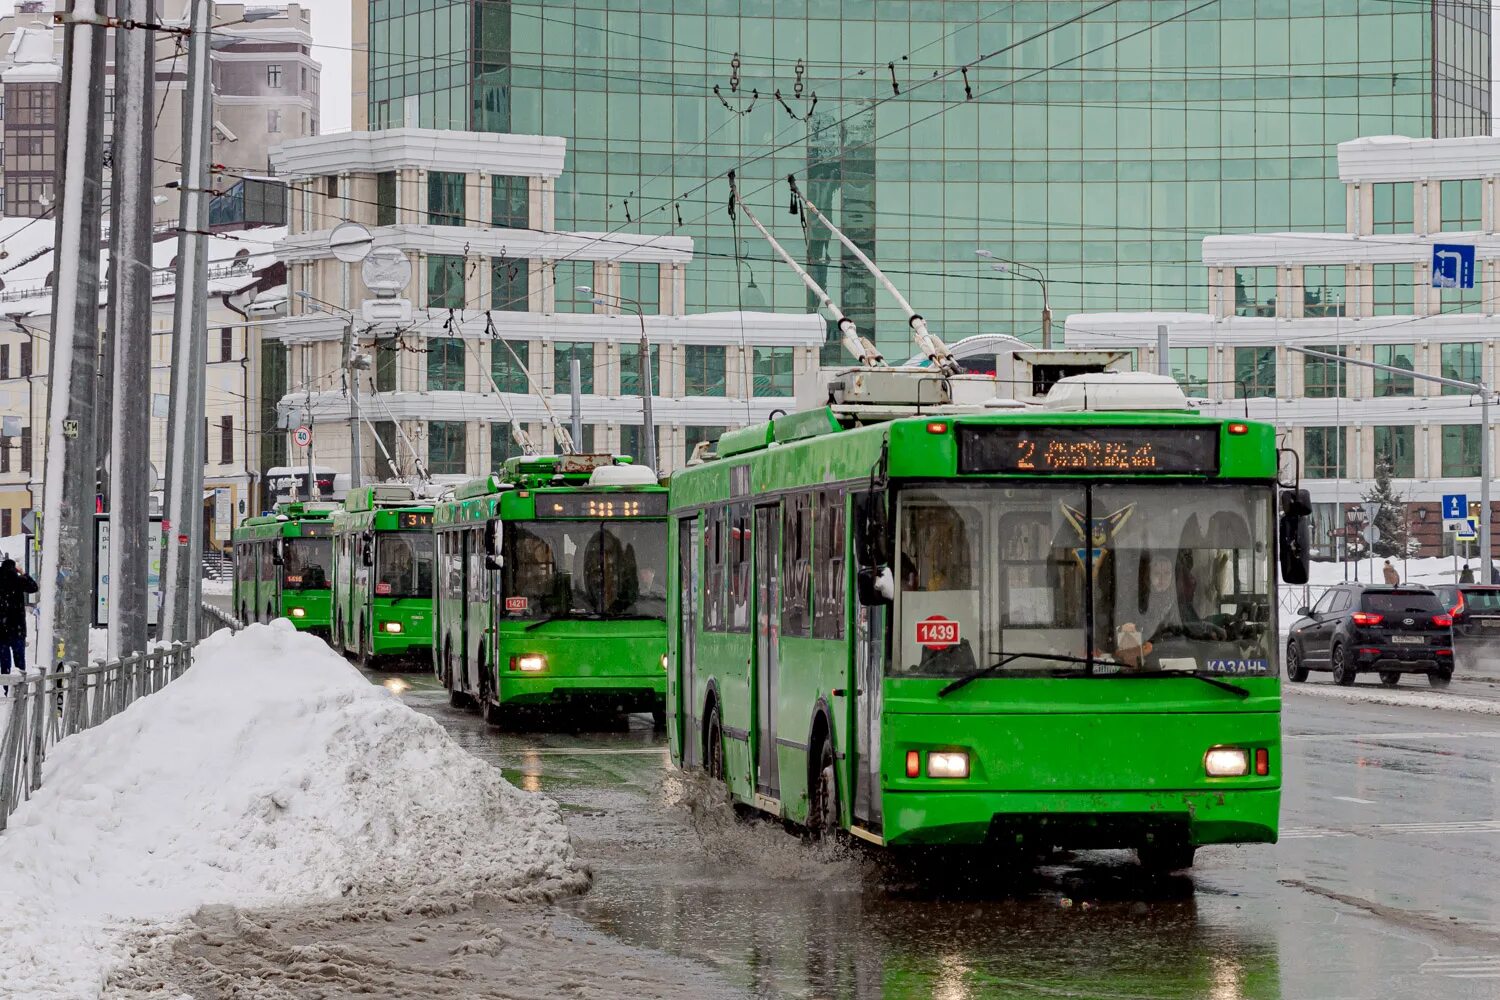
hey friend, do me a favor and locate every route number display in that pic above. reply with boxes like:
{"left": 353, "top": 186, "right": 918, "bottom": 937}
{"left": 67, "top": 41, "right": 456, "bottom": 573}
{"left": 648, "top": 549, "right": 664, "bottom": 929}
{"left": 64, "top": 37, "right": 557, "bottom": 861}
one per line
{"left": 916, "top": 615, "right": 961, "bottom": 650}
{"left": 958, "top": 425, "right": 1220, "bottom": 475}
{"left": 537, "top": 493, "right": 669, "bottom": 518}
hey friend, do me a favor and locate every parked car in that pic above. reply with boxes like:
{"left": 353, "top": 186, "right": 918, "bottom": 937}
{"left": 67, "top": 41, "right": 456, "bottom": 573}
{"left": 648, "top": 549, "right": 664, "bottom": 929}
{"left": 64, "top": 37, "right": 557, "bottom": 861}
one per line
{"left": 1286, "top": 584, "right": 1455, "bottom": 688}
{"left": 1431, "top": 584, "right": 1500, "bottom": 668}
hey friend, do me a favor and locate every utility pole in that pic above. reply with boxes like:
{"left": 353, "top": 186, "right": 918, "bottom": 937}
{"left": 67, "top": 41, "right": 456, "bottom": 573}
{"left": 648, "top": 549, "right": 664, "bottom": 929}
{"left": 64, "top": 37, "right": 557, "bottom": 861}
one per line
{"left": 342, "top": 315, "right": 364, "bottom": 489}
{"left": 106, "top": 0, "right": 155, "bottom": 660}
{"left": 159, "top": 0, "right": 213, "bottom": 643}
{"left": 37, "top": 0, "right": 107, "bottom": 670}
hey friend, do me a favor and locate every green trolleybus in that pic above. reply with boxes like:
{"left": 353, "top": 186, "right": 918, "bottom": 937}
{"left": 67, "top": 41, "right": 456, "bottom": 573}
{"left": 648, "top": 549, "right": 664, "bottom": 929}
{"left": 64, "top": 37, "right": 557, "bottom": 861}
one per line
{"left": 331, "top": 484, "right": 436, "bottom": 666}
{"left": 231, "top": 502, "right": 337, "bottom": 636}
{"left": 433, "top": 454, "right": 669, "bottom": 724}
{"left": 667, "top": 372, "right": 1309, "bottom": 870}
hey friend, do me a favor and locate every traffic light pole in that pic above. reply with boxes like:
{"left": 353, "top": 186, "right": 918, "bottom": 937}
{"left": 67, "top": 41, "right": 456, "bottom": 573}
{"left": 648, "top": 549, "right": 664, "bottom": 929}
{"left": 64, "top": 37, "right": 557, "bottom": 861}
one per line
{"left": 1290, "top": 346, "right": 1493, "bottom": 579}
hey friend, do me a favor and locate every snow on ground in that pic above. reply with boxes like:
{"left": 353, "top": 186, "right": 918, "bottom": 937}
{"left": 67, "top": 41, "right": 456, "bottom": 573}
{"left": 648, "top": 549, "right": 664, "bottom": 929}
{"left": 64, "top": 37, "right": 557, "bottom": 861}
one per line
{"left": 0, "top": 620, "right": 587, "bottom": 999}
{"left": 1288, "top": 681, "right": 1500, "bottom": 716}
{"left": 1305, "top": 555, "right": 1489, "bottom": 589}
{"left": 200, "top": 576, "right": 232, "bottom": 596}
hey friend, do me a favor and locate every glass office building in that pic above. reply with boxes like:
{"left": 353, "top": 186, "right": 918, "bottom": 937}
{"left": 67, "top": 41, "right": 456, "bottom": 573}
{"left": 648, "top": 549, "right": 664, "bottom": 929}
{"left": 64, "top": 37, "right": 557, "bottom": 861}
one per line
{"left": 365, "top": 1, "right": 1490, "bottom": 360}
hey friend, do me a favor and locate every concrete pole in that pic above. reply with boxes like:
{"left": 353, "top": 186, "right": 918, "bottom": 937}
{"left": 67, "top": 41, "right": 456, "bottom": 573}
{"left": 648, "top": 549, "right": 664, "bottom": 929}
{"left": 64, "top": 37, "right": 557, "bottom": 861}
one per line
{"left": 1483, "top": 388, "right": 1493, "bottom": 581}
{"left": 106, "top": 0, "right": 155, "bottom": 660}
{"left": 569, "top": 358, "right": 583, "bottom": 452}
{"left": 37, "top": 0, "right": 107, "bottom": 670}
{"left": 1156, "top": 324, "right": 1169, "bottom": 377}
{"left": 638, "top": 308, "right": 657, "bottom": 473}
{"left": 345, "top": 317, "right": 363, "bottom": 489}
{"left": 159, "top": 0, "right": 213, "bottom": 643}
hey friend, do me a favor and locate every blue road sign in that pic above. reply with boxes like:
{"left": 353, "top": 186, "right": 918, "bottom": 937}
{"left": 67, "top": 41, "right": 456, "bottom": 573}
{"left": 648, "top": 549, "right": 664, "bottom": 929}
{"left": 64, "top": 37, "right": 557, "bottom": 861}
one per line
{"left": 1458, "top": 517, "right": 1479, "bottom": 542}
{"left": 1432, "top": 243, "right": 1476, "bottom": 290}
{"left": 1443, "top": 493, "right": 1469, "bottom": 520}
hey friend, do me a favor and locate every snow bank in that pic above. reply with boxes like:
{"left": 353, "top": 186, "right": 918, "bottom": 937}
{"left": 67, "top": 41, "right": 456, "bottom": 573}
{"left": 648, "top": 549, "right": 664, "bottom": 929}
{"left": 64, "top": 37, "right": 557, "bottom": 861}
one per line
{"left": 0, "top": 621, "right": 586, "bottom": 999}
{"left": 1288, "top": 681, "right": 1500, "bottom": 716}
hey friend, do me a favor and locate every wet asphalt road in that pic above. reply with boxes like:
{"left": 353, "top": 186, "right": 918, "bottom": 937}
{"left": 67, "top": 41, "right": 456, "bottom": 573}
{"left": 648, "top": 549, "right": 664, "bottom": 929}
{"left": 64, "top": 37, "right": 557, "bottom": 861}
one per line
{"left": 352, "top": 664, "right": 1500, "bottom": 1000}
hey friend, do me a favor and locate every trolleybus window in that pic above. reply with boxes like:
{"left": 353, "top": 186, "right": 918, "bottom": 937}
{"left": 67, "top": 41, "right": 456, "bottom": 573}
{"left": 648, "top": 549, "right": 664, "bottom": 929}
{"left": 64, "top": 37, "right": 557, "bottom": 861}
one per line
{"left": 282, "top": 538, "right": 331, "bottom": 590}
{"left": 375, "top": 532, "right": 433, "bottom": 598}
{"left": 503, "top": 520, "right": 667, "bottom": 619}
{"left": 893, "top": 485, "right": 1274, "bottom": 677}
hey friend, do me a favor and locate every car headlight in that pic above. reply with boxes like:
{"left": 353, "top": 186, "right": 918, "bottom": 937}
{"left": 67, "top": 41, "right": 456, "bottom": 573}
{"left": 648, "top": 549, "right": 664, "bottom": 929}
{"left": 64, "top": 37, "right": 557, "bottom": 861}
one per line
{"left": 926, "top": 751, "right": 970, "bottom": 779}
{"left": 383, "top": 621, "right": 403, "bottom": 634}
{"left": 289, "top": 607, "right": 306, "bottom": 618}
{"left": 1204, "top": 746, "right": 1249, "bottom": 777}
{"left": 513, "top": 654, "right": 545, "bottom": 672}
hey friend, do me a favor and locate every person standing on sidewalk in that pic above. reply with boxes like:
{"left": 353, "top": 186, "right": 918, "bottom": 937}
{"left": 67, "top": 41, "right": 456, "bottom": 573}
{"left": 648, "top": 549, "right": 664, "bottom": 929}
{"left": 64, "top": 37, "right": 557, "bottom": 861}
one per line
{"left": 0, "top": 556, "right": 38, "bottom": 676}
{"left": 1382, "top": 559, "right": 1400, "bottom": 585}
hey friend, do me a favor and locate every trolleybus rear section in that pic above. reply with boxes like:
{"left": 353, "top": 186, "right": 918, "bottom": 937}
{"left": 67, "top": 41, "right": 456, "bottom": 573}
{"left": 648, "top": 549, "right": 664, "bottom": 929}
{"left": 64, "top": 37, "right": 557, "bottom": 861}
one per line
{"left": 668, "top": 391, "right": 1297, "bottom": 867}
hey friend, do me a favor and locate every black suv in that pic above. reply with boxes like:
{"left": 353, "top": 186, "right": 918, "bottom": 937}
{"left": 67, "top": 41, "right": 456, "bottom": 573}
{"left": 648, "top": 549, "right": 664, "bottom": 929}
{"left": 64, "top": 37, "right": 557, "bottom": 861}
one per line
{"left": 1287, "top": 585, "right": 1455, "bottom": 687}
{"left": 1431, "top": 584, "right": 1500, "bottom": 660}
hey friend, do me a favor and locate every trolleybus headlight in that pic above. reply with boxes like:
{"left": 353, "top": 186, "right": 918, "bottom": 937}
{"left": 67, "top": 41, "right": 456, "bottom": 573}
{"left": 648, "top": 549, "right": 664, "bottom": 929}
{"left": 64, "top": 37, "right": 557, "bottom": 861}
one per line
{"left": 513, "top": 654, "right": 546, "bottom": 672}
{"left": 927, "top": 751, "right": 970, "bottom": 779}
{"left": 1204, "top": 747, "right": 1249, "bottom": 777}
{"left": 289, "top": 607, "right": 306, "bottom": 618}
{"left": 661, "top": 654, "right": 668, "bottom": 670}
{"left": 383, "top": 621, "right": 403, "bottom": 634}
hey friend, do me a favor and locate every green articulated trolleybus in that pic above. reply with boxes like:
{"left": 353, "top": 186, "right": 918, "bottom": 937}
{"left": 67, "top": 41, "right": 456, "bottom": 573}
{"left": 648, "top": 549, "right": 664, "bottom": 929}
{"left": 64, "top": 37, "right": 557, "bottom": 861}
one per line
{"left": 668, "top": 176, "right": 1313, "bottom": 869}
{"left": 231, "top": 502, "right": 338, "bottom": 635}
{"left": 433, "top": 453, "right": 669, "bottom": 725}
{"left": 330, "top": 484, "right": 436, "bottom": 666}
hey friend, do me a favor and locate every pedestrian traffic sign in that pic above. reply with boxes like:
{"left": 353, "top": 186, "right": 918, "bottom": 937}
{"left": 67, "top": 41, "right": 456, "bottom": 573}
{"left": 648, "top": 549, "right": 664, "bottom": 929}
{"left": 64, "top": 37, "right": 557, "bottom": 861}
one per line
{"left": 1443, "top": 494, "right": 1468, "bottom": 520}
{"left": 1433, "top": 243, "right": 1476, "bottom": 289}
{"left": 292, "top": 425, "right": 312, "bottom": 448}
{"left": 1458, "top": 517, "right": 1479, "bottom": 542}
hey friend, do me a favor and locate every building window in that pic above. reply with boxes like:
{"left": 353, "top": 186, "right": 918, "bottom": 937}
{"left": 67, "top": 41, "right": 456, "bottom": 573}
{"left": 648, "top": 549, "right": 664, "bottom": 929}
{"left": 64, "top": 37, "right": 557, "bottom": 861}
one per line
{"left": 427, "top": 420, "right": 466, "bottom": 475}
{"left": 1234, "top": 266, "right": 1277, "bottom": 317}
{"left": 752, "top": 346, "right": 795, "bottom": 396}
{"left": 491, "top": 421, "right": 519, "bottom": 468}
{"left": 1233, "top": 346, "right": 1275, "bottom": 398}
{"left": 260, "top": 342, "right": 287, "bottom": 471}
{"left": 1, "top": 344, "right": 10, "bottom": 379}
{"left": 1440, "top": 342, "right": 1482, "bottom": 395}
{"left": 1373, "top": 425, "right": 1415, "bottom": 479}
{"left": 267, "top": 108, "right": 281, "bottom": 133}
{"left": 685, "top": 425, "right": 727, "bottom": 462}
{"left": 19, "top": 343, "right": 31, "bottom": 377}
{"left": 373, "top": 420, "right": 398, "bottom": 480}
{"left": 1442, "top": 424, "right": 1481, "bottom": 478}
{"left": 427, "top": 170, "right": 465, "bottom": 226}
{"left": 1372, "top": 182, "right": 1414, "bottom": 234}
{"left": 491, "top": 257, "right": 529, "bottom": 311}
{"left": 554, "top": 342, "right": 594, "bottom": 394}
{"left": 620, "top": 424, "right": 650, "bottom": 464}
{"left": 1441, "top": 179, "right": 1482, "bottom": 232}
{"left": 426, "top": 337, "right": 465, "bottom": 391}
{"left": 490, "top": 339, "right": 529, "bottom": 393}
{"left": 267, "top": 64, "right": 283, "bottom": 89}
{"left": 1, "top": 439, "right": 9, "bottom": 474}
{"left": 1168, "top": 347, "right": 1209, "bottom": 396}
{"left": 620, "top": 342, "right": 660, "bottom": 396}
{"left": 1302, "top": 265, "right": 1346, "bottom": 317}
{"left": 1371, "top": 263, "right": 1415, "bottom": 316}
{"left": 375, "top": 171, "right": 397, "bottom": 227}
{"left": 550, "top": 260, "right": 592, "bottom": 313}
{"left": 1303, "top": 427, "right": 1345, "bottom": 479}
{"left": 219, "top": 327, "right": 233, "bottom": 362}
{"left": 1303, "top": 344, "right": 1346, "bottom": 398}
{"left": 684, "top": 345, "right": 727, "bottom": 397}
{"left": 619, "top": 263, "right": 660, "bottom": 314}
{"left": 1372, "top": 344, "right": 1416, "bottom": 397}
{"left": 427, "top": 254, "right": 466, "bottom": 309}
{"left": 491, "top": 175, "right": 527, "bottom": 228}
{"left": 19, "top": 428, "right": 30, "bottom": 472}
{"left": 219, "top": 415, "right": 234, "bottom": 465}
{"left": 375, "top": 338, "right": 396, "bottom": 392}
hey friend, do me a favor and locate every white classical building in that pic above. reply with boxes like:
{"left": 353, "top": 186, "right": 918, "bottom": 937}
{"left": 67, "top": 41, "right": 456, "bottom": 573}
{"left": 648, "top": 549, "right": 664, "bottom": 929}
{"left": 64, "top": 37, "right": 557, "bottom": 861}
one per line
{"left": 1066, "top": 134, "right": 1500, "bottom": 557}
{"left": 267, "top": 129, "right": 825, "bottom": 481}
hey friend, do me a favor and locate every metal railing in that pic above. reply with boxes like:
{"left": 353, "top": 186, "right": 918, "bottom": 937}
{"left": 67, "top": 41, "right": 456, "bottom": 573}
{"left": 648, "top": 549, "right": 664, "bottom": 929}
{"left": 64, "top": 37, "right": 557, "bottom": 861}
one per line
{"left": 0, "top": 604, "right": 245, "bottom": 830}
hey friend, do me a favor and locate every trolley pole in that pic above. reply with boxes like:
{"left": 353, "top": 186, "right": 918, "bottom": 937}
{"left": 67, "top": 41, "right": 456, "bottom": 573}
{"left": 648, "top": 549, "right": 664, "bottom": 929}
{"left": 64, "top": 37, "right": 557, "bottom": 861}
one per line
{"left": 106, "top": 0, "right": 155, "bottom": 660}
{"left": 159, "top": 0, "right": 213, "bottom": 642}
{"left": 37, "top": 0, "right": 107, "bottom": 670}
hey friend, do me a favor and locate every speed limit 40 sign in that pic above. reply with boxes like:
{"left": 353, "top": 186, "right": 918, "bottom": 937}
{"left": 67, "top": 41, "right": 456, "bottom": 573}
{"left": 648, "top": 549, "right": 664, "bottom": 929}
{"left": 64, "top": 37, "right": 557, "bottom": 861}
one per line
{"left": 292, "top": 425, "right": 312, "bottom": 448}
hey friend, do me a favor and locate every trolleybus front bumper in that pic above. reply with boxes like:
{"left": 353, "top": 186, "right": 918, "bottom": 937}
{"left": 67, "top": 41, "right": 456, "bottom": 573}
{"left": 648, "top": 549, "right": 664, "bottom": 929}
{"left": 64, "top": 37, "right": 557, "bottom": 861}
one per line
{"left": 493, "top": 626, "right": 666, "bottom": 709}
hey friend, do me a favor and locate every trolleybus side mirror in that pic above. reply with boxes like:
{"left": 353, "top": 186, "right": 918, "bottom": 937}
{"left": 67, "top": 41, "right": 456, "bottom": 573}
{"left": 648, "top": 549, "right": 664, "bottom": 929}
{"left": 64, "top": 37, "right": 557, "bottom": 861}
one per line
{"left": 484, "top": 520, "right": 499, "bottom": 557}
{"left": 1279, "top": 488, "right": 1312, "bottom": 585}
{"left": 272, "top": 539, "right": 284, "bottom": 566}
{"left": 856, "top": 565, "right": 892, "bottom": 607}
{"left": 485, "top": 553, "right": 502, "bottom": 572}
{"left": 361, "top": 530, "right": 374, "bottom": 567}
{"left": 853, "top": 491, "right": 890, "bottom": 568}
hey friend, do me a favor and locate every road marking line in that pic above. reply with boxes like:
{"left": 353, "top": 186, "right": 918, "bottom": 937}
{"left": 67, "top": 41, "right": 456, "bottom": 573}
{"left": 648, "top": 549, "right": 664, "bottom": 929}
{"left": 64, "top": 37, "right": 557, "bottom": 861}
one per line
{"left": 1332, "top": 795, "right": 1376, "bottom": 804}
{"left": 1280, "top": 827, "right": 1354, "bottom": 839}
{"left": 1376, "top": 820, "right": 1500, "bottom": 833}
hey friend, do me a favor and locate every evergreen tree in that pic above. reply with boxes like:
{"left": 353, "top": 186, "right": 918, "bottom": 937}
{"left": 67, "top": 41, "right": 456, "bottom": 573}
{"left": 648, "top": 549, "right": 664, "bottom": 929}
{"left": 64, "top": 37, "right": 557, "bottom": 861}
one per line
{"left": 1362, "top": 459, "right": 1408, "bottom": 558}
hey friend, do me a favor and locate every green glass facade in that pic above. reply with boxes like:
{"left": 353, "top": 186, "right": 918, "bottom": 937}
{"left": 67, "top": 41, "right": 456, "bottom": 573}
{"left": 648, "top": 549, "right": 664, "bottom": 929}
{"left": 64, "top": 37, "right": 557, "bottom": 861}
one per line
{"left": 368, "top": 1, "right": 1490, "bottom": 359}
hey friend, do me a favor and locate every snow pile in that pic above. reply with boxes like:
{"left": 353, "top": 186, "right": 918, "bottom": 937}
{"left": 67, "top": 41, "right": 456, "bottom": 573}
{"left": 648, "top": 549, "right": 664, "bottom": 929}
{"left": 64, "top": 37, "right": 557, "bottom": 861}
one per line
{"left": 0, "top": 621, "right": 586, "bottom": 999}
{"left": 1289, "top": 681, "right": 1500, "bottom": 717}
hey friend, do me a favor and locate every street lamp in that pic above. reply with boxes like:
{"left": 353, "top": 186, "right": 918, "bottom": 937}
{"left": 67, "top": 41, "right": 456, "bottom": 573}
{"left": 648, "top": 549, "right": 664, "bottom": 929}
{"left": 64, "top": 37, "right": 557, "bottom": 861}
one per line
{"left": 975, "top": 249, "right": 1052, "bottom": 349}
{"left": 577, "top": 284, "right": 656, "bottom": 473}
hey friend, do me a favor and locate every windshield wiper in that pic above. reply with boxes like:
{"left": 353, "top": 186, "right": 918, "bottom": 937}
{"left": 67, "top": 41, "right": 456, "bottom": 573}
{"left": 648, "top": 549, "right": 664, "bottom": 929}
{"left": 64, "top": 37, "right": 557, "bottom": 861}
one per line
{"left": 938, "top": 652, "right": 1095, "bottom": 698}
{"left": 1106, "top": 670, "right": 1250, "bottom": 699}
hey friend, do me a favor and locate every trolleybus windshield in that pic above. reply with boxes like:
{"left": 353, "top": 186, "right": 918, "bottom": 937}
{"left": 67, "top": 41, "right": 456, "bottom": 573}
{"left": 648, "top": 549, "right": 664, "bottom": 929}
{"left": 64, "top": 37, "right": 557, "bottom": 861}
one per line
{"left": 894, "top": 484, "right": 1274, "bottom": 679}
{"left": 375, "top": 532, "right": 434, "bottom": 598}
{"left": 502, "top": 520, "right": 667, "bottom": 620}
{"left": 282, "top": 538, "right": 331, "bottom": 590}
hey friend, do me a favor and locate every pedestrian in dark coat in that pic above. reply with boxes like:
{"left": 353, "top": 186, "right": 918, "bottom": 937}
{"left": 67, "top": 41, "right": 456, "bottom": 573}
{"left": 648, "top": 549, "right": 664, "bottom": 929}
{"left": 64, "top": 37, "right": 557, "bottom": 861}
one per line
{"left": 0, "top": 556, "right": 38, "bottom": 674}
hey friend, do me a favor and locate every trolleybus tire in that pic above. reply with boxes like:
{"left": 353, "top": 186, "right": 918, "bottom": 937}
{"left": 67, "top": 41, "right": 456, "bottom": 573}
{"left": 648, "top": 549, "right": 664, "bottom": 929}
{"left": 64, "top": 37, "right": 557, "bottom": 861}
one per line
{"left": 809, "top": 738, "right": 839, "bottom": 840}
{"left": 704, "top": 705, "right": 725, "bottom": 781}
{"left": 448, "top": 688, "right": 472, "bottom": 710}
{"left": 1332, "top": 643, "right": 1357, "bottom": 686}
{"left": 1285, "top": 642, "right": 1308, "bottom": 683}
{"left": 1136, "top": 843, "right": 1195, "bottom": 873}
{"left": 1428, "top": 670, "right": 1452, "bottom": 688}
{"left": 1379, "top": 671, "right": 1400, "bottom": 687}
{"left": 651, "top": 705, "right": 666, "bottom": 730}
{"left": 483, "top": 698, "right": 507, "bottom": 727}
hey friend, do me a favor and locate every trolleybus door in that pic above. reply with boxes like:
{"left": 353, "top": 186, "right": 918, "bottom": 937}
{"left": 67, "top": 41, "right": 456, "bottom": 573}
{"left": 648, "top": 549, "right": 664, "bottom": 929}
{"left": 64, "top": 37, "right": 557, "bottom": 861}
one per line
{"left": 753, "top": 503, "right": 780, "bottom": 797}
{"left": 677, "top": 514, "right": 700, "bottom": 767}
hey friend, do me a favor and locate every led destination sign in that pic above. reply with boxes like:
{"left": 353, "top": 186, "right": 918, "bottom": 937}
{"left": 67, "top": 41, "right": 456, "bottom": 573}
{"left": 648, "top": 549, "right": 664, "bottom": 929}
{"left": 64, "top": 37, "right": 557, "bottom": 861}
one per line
{"left": 397, "top": 512, "right": 433, "bottom": 529}
{"left": 537, "top": 493, "right": 668, "bottom": 518}
{"left": 957, "top": 425, "right": 1220, "bottom": 475}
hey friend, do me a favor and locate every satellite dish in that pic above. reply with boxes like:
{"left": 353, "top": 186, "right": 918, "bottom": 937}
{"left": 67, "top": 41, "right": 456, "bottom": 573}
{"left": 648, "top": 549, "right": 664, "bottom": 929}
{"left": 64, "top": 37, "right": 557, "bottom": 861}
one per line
{"left": 362, "top": 246, "right": 412, "bottom": 296}
{"left": 328, "top": 221, "right": 373, "bottom": 263}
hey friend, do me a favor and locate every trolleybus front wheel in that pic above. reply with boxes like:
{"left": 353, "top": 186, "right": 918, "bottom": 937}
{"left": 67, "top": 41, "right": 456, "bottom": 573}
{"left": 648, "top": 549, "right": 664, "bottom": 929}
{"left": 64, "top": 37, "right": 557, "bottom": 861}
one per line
{"left": 1137, "top": 842, "right": 1195, "bottom": 873}
{"left": 809, "top": 739, "right": 839, "bottom": 840}
{"left": 704, "top": 705, "right": 724, "bottom": 781}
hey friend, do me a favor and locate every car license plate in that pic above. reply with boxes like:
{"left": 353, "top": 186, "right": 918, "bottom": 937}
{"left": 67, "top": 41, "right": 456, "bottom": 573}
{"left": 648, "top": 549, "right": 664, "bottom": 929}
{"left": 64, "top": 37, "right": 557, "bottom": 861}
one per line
{"left": 1482, "top": 619, "right": 1500, "bottom": 629}
{"left": 1391, "top": 636, "right": 1423, "bottom": 645}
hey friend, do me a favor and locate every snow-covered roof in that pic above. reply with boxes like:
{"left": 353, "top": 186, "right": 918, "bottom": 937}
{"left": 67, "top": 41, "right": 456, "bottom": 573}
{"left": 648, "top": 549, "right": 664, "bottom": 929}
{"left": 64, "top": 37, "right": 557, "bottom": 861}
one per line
{"left": 3, "top": 24, "right": 58, "bottom": 83}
